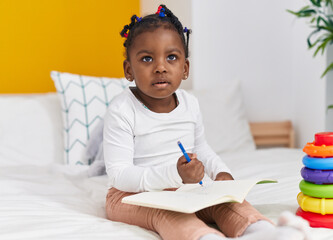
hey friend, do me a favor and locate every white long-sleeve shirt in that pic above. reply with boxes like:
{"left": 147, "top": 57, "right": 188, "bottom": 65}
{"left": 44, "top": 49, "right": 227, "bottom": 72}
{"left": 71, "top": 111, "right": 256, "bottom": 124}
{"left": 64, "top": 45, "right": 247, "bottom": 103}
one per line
{"left": 103, "top": 87, "right": 231, "bottom": 192}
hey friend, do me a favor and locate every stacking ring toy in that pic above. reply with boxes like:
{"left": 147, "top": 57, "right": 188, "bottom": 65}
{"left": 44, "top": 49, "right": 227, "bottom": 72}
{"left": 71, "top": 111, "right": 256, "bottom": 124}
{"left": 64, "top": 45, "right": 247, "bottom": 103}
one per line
{"left": 315, "top": 132, "right": 333, "bottom": 146}
{"left": 297, "top": 192, "right": 333, "bottom": 215}
{"left": 299, "top": 180, "right": 333, "bottom": 198}
{"left": 302, "top": 155, "right": 333, "bottom": 170}
{"left": 301, "top": 167, "right": 333, "bottom": 184}
{"left": 303, "top": 142, "right": 333, "bottom": 158}
{"left": 296, "top": 207, "right": 333, "bottom": 229}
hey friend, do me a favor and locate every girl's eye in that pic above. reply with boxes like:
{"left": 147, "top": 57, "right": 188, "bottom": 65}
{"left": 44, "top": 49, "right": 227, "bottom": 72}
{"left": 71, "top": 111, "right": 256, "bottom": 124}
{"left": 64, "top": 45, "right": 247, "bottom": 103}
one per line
{"left": 142, "top": 56, "right": 152, "bottom": 62}
{"left": 167, "top": 55, "right": 177, "bottom": 61}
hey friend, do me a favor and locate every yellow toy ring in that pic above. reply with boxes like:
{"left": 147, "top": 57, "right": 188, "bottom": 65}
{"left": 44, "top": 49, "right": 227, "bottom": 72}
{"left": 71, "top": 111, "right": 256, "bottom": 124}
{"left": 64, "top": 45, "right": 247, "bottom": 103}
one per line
{"left": 303, "top": 142, "right": 333, "bottom": 158}
{"left": 297, "top": 192, "right": 333, "bottom": 215}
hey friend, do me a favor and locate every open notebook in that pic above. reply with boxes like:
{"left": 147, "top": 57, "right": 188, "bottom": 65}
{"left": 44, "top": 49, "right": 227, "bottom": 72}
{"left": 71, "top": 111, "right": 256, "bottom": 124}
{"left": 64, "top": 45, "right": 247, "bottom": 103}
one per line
{"left": 122, "top": 179, "right": 277, "bottom": 213}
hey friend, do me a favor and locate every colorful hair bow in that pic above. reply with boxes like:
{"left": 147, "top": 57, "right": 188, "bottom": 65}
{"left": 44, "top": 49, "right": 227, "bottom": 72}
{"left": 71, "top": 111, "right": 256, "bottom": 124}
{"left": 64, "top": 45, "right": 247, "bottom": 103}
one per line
{"left": 136, "top": 16, "right": 142, "bottom": 22}
{"left": 184, "top": 27, "right": 188, "bottom": 33}
{"left": 123, "top": 33, "right": 128, "bottom": 38}
{"left": 156, "top": 6, "right": 165, "bottom": 17}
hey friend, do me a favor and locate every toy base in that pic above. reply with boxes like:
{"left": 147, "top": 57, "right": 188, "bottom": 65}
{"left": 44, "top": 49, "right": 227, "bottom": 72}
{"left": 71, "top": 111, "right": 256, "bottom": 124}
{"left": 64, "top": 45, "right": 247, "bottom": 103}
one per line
{"left": 296, "top": 208, "right": 333, "bottom": 229}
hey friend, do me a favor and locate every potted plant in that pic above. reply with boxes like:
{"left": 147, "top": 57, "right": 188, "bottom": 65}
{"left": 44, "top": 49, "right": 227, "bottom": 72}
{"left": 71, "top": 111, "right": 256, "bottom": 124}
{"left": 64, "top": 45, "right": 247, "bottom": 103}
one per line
{"left": 288, "top": 0, "right": 333, "bottom": 111}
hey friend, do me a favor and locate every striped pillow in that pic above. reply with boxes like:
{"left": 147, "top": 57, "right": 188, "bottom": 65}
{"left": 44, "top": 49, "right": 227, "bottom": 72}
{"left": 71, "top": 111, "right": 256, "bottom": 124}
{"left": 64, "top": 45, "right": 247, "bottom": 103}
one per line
{"left": 51, "top": 71, "right": 132, "bottom": 165}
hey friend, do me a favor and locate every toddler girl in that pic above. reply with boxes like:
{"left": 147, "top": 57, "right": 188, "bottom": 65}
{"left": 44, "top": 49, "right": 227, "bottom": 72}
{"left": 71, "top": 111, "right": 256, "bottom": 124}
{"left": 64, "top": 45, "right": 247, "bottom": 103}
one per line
{"left": 104, "top": 4, "right": 310, "bottom": 240}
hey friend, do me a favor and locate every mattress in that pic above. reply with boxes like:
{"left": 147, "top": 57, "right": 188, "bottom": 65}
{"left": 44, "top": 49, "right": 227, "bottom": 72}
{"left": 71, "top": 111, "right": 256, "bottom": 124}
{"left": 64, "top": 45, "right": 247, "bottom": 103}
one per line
{"left": 1, "top": 148, "right": 332, "bottom": 239}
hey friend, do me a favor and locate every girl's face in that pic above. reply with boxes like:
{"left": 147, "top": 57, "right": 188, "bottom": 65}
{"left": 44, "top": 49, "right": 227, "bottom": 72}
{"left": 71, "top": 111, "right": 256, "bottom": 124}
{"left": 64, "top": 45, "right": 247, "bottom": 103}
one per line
{"left": 123, "top": 27, "right": 189, "bottom": 110}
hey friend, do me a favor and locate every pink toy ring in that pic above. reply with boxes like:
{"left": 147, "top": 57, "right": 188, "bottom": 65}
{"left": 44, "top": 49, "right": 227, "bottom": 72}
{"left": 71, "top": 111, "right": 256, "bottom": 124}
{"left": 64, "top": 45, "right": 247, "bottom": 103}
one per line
{"left": 296, "top": 207, "right": 333, "bottom": 229}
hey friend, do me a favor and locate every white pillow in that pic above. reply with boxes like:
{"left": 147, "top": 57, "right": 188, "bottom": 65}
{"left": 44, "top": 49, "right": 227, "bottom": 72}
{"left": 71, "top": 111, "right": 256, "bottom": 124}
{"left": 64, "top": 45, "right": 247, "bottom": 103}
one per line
{"left": 188, "top": 79, "right": 255, "bottom": 154}
{"left": 0, "top": 93, "right": 64, "bottom": 166}
{"left": 51, "top": 71, "right": 133, "bottom": 165}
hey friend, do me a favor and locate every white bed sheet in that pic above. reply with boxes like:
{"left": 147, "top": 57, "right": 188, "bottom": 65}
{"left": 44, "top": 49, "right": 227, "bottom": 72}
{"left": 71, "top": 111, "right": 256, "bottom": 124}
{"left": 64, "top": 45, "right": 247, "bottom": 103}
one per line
{"left": 1, "top": 148, "right": 333, "bottom": 240}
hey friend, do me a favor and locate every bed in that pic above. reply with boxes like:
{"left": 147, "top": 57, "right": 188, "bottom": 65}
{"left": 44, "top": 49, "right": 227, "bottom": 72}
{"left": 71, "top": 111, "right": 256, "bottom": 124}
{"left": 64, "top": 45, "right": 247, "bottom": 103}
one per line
{"left": 0, "top": 71, "right": 332, "bottom": 240}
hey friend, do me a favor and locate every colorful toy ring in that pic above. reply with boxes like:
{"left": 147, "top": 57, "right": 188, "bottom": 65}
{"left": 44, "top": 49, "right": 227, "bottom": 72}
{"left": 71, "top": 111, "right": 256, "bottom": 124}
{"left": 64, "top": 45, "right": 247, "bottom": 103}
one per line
{"left": 296, "top": 207, "right": 333, "bottom": 229}
{"left": 303, "top": 142, "right": 333, "bottom": 158}
{"left": 299, "top": 180, "right": 333, "bottom": 198}
{"left": 297, "top": 192, "right": 333, "bottom": 215}
{"left": 301, "top": 167, "right": 333, "bottom": 184}
{"left": 315, "top": 132, "right": 333, "bottom": 146}
{"left": 302, "top": 155, "right": 333, "bottom": 170}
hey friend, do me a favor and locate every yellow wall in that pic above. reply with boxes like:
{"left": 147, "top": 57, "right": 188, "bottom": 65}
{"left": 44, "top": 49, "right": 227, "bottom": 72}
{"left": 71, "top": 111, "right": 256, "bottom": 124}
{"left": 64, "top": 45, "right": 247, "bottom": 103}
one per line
{"left": 0, "top": 0, "right": 140, "bottom": 93}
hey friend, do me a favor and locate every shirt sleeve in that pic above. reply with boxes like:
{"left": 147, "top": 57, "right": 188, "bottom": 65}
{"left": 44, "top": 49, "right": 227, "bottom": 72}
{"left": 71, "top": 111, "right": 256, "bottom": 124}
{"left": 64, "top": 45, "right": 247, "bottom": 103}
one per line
{"left": 193, "top": 100, "right": 232, "bottom": 180}
{"left": 103, "top": 105, "right": 183, "bottom": 193}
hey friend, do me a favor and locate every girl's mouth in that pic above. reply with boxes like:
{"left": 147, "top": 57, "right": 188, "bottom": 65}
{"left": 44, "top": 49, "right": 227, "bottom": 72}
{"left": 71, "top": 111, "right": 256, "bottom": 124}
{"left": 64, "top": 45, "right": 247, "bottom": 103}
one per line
{"left": 152, "top": 81, "right": 170, "bottom": 88}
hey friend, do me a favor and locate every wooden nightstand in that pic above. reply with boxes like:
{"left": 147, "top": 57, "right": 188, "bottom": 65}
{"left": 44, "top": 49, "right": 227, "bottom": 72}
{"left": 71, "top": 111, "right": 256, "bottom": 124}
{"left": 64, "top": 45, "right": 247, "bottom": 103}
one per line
{"left": 249, "top": 121, "right": 295, "bottom": 148}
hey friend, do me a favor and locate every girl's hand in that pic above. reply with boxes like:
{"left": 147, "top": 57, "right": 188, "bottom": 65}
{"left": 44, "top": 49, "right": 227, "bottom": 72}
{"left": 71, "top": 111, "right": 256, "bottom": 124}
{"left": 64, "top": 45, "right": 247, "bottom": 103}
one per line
{"left": 215, "top": 172, "right": 234, "bottom": 181}
{"left": 177, "top": 153, "right": 205, "bottom": 184}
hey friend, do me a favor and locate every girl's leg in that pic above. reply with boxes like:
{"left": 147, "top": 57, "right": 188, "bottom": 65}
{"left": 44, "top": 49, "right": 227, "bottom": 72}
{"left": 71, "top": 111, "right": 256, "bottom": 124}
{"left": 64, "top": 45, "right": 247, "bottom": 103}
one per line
{"left": 196, "top": 201, "right": 310, "bottom": 240}
{"left": 196, "top": 200, "right": 271, "bottom": 238}
{"left": 105, "top": 188, "right": 224, "bottom": 240}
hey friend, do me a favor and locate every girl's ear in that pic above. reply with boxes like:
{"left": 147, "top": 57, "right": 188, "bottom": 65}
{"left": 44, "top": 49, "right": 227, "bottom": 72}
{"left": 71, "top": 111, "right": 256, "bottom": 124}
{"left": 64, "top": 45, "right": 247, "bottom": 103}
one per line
{"left": 183, "top": 59, "right": 190, "bottom": 80}
{"left": 123, "top": 60, "right": 134, "bottom": 81}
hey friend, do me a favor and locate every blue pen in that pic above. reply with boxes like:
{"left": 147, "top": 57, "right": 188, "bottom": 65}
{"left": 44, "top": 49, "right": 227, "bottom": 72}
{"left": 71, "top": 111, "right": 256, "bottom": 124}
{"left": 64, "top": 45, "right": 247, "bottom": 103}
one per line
{"left": 177, "top": 141, "right": 203, "bottom": 185}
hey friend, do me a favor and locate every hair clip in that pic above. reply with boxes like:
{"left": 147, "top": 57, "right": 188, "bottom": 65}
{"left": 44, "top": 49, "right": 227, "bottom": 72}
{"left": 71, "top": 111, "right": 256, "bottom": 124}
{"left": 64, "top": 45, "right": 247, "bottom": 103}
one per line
{"left": 136, "top": 16, "right": 142, "bottom": 22}
{"left": 123, "top": 33, "right": 128, "bottom": 38}
{"left": 159, "top": 9, "right": 165, "bottom": 17}
{"left": 183, "top": 27, "right": 192, "bottom": 34}
{"left": 156, "top": 6, "right": 162, "bottom": 14}
{"left": 156, "top": 6, "right": 165, "bottom": 17}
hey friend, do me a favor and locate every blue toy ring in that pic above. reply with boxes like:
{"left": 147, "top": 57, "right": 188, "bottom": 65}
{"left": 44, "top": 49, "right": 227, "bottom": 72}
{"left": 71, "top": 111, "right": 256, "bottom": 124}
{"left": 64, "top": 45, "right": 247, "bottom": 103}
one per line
{"left": 301, "top": 167, "right": 333, "bottom": 184}
{"left": 302, "top": 155, "right": 333, "bottom": 170}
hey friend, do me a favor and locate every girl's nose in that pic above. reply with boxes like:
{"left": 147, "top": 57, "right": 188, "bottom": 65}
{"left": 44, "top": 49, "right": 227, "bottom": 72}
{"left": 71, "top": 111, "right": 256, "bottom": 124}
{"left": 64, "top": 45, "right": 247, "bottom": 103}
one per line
{"left": 154, "top": 59, "right": 167, "bottom": 73}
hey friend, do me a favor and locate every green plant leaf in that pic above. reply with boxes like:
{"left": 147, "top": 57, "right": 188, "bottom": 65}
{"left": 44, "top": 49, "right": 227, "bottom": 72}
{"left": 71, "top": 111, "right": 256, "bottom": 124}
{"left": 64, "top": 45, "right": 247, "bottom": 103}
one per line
{"left": 310, "top": 0, "right": 322, "bottom": 7}
{"left": 300, "top": 9, "right": 317, "bottom": 17}
{"left": 286, "top": 9, "right": 298, "bottom": 16}
{"left": 287, "top": 0, "right": 333, "bottom": 79}
{"left": 326, "top": 0, "right": 333, "bottom": 7}
{"left": 307, "top": 29, "right": 322, "bottom": 47}
{"left": 317, "top": 15, "right": 333, "bottom": 32}
{"left": 287, "top": 6, "right": 316, "bottom": 18}
{"left": 317, "top": 16, "right": 329, "bottom": 28}
{"left": 319, "top": 26, "right": 333, "bottom": 33}
{"left": 321, "top": 62, "right": 333, "bottom": 77}
{"left": 314, "top": 37, "right": 330, "bottom": 56}
{"left": 326, "top": 16, "right": 333, "bottom": 28}
{"left": 328, "top": 104, "right": 333, "bottom": 110}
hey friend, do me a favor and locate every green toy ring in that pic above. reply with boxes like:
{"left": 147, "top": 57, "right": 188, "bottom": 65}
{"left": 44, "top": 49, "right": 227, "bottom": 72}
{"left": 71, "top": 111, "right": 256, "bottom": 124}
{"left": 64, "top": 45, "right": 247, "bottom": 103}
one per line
{"left": 299, "top": 180, "right": 333, "bottom": 198}
{"left": 297, "top": 192, "right": 333, "bottom": 215}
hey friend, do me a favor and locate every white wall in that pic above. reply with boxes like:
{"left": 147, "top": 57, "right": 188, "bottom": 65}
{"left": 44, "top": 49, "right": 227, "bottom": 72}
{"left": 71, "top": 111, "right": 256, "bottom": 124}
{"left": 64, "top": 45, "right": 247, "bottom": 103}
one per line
{"left": 191, "top": 0, "right": 327, "bottom": 147}
{"left": 192, "top": 0, "right": 294, "bottom": 120}
{"left": 141, "top": 0, "right": 328, "bottom": 147}
{"left": 326, "top": 48, "right": 333, "bottom": 131}
{"left": 290, "top": 0, "right": 327, "bottom": 147}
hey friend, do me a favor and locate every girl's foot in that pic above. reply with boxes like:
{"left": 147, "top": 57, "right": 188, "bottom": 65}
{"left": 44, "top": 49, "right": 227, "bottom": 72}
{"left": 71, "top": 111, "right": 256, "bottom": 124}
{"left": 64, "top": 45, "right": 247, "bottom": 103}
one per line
{"left": 200, "top": 211, "right": 311, "bottom": 240}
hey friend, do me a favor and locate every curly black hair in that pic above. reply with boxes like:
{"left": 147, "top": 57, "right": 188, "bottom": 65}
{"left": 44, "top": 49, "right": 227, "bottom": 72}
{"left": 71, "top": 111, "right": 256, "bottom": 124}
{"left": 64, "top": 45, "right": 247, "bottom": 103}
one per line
{"left": 120, "top": 4, "right": 191, "bottom": 60}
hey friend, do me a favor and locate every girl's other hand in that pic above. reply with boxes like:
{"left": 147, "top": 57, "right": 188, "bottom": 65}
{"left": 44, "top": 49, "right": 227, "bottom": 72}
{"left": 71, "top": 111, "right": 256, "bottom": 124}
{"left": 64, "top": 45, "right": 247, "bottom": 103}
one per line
{"left": 177, "top": 153, "right": 205, "bottom": 184}
{"left": 215, "top": 172, "right": 234, "bottom": 181}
